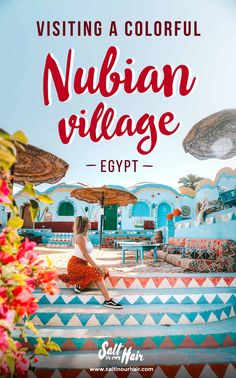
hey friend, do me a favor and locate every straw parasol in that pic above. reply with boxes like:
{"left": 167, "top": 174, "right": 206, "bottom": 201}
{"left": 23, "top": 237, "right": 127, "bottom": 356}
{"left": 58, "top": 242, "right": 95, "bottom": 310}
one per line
{"left": 71, "top": 185, "right": 137, "bottom": 249}
{"left": 13, "top": 143, "right": 69, "bottom": 186}
{"left": 183, "top": 109, "right": 236, "bottom": 160}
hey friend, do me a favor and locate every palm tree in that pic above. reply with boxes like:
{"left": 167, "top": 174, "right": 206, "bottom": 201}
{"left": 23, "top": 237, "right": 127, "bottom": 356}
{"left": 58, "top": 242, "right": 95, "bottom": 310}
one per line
{"left": 178, "top": 174, "right": 204, "bottom": 190}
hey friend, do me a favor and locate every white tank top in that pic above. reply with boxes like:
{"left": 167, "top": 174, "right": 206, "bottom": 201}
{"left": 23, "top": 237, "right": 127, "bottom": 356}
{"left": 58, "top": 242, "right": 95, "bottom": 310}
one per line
{"left": 72, "top": 236, "right": 93, "bottom": 260}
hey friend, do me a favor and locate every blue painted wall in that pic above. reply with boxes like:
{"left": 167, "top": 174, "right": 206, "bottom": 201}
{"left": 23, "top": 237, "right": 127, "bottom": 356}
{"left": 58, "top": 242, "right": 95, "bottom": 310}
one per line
{"left": 174, "top": 208, "right": 236, "bottom": 241}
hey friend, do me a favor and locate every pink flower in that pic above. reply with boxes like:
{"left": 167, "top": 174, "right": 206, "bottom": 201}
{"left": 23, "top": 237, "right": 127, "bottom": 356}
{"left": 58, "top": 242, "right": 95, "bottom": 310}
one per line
{"left": 15, "top": 341, "right": 22, "bottom": 349}
{"left": 0, "top": 251, "right": 15, "bottom": 264}
{"left": 0, "top": 327, "right": 8, "bottom": 352}
{"left": 0, "top": 287, "right": 7, "bottom": 302}
{"left": 0, "top": 232, "right": 7, "bottom": 245}
{"left": 0, "top": 304, "right": 14, "bottom": 323}
{"left": 12, "top": 286, "right": 33, "bottom": 305}
{"left": 2, "top": 226, "right": 10, "bottom": 233}
{"left": 24, "top": 298, "right": 38, "bottom": 315}
{"left": 25, "top": 277, "right": 35, "bottom": 288}
{"left": 16, "top": 249, "right": 39, "bottom": 265}
{"left": 18, "top": 238, "right": 36, "bottom": 254}
{"left": 0, "top": 180, "right": 11, "bottom": 204}
{"left": 0, "top": 359, "right": 9, "bottom": 377}
{"left": 0, "top": 180, "right": 10, "bottom": 196}
{"left": 42, "top": 283, "right": 60, "bottom": 295}
{"left": 36, "top": 269, "right": 58, "bottom": 284}
{"left": 11, "top": 286, "right": 38, "bottom": 316}
{"left": 15, "top": 351, "right": 30, "bottom": 378}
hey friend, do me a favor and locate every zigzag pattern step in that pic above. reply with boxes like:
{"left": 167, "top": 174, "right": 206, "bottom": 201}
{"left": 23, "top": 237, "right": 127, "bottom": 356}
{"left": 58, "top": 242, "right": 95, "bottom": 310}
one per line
{"left": 31, "top": 347, "right": 236, "bottom": 369}
{"left": 34, "top": 287, "right": 236, "bottom": 306}
{"left": 32, "top": 364, "right": 236, "bottom": 378}
{"left": 13, "top": 318, "right": 236, "bottom": 351}
{"left": 26, "top": 303, "right": 236, "bottom": 326}
{"left": 57, "top": 274, "right": 236, "bottom": 289}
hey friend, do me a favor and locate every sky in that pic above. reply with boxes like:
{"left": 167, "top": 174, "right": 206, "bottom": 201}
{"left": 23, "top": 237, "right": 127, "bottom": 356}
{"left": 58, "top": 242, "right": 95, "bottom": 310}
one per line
{"left": 0, "top": 0, "right": 236, "bottom": 193}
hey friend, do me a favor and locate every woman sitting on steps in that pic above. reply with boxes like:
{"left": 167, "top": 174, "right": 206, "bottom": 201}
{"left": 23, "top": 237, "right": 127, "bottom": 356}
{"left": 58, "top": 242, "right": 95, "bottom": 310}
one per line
{"left": 58, "top": 215, "right": 123, "bottom": 309}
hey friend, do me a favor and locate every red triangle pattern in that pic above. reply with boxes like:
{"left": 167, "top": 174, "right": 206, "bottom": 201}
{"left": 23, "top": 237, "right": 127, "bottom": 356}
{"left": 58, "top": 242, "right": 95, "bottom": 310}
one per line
{"left": 138, "top": 277, "right": 150, "bottom": 288}
{"left": 80, "top": 339, "right": 98, "bottom": 350}
{"left": 79, "top": 369, "right": 107, "bottom": 378}
{"left": 161, "top": 365, "right": 182, "bottom": 377}
{"left": 224, "top": 277, "right": 235, "bottom": 286}
{"left": 140, "top": 337, "right": 157, "bottom": 349}
{"left": 159, "top": 336, "right": 176, "bottom": 349}
{"left": 60, "top": 370, "right": 81, "bottom": 378}
{"left": 210, "top": 277, "right": 221, "bottom": 286}
{"left": 222, "top": 335, "right": 236, "bottom": 347}
{"left": 109, "top": 276, "right": 122, "bottom": 287}
{"left": 35, "top": 369, "right": 54, "bottom": 378}
{"left": 106, "top": 338, "right": 116, "bottom": 348}
{"left": 210, "top": 364, "right": 228, "bottom": 377}
{"left": 107, "top": 275, "right": 236, "bottom": 289}
{"left": 124, "top": 338, "right": 138, "bottom": 349}
{"left": 166, "top": 277, "right": 178, "bottom": 287}
{"left": 61, "top": 339, "right": 78, "bottom": 351}
{"left": 194, "top": 277, "right": 207, "bottom": 286}
{"left": 151, "top": 277, "right": 164, "bottom": 287}
{"left": 123, "top": 277, "right": 134, "bottom": 288}
{"left": 179, "top": 335, "right": 197, "bottom": 348}
{"left": 34, "top": 364, "right": 236, "bottom": 377}
{"left": 200, "top": 336, "right": 220, "bottom": 348}
{"left": 185, "top": 364, "right": 205, "bottom": 376}
{"left": 180, "top": 277, "right": 193, "bottom": 287}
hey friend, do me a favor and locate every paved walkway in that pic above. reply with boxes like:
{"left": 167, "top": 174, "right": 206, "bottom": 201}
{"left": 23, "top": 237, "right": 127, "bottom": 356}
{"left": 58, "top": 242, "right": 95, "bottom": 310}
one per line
{"left": 35, "top": 246, "right": 185, "bottom": 275}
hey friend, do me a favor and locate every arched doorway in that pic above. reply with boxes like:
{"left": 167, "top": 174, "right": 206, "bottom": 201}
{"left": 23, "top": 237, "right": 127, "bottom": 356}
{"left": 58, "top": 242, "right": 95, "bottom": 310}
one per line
{"left": 21, "top": 204, "right": 34, "bottom": 229}
{"left": 58, "top": 201, "right": 75, "bottom": 216}
{"left": 157, "top": 202, "right": 171, "bottom": 228}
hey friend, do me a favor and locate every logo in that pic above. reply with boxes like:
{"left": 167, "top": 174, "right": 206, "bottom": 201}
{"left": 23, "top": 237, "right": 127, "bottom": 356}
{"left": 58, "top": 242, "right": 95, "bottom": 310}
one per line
{"left": 98, "top": 341, "right": 144, "bottom": 365}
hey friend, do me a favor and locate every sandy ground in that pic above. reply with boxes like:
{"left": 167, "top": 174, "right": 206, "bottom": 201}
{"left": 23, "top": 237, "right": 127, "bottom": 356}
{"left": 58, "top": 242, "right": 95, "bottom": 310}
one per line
{"left": 35, "top": 246, "right": 185, "bottom": 274}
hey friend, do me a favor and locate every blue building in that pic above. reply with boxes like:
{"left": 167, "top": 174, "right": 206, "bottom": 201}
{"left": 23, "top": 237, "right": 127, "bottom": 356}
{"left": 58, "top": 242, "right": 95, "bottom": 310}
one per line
{"left": 1, "top": 167, "right": 235, "bottom": 242}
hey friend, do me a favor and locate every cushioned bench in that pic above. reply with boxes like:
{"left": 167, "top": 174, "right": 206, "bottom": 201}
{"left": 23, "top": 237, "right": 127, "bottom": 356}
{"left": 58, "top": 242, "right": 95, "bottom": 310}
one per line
{"left": 103, "top": 235, "right": 149, "bottom": 248}
{"left": 158, "top": 237, "right": 236, "bottom": 272}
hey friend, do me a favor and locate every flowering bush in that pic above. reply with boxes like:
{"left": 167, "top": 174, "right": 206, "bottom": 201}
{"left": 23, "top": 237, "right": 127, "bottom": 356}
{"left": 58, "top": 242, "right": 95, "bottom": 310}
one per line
{"left": 0, "top": 130, "right": 60, "bottom": 377}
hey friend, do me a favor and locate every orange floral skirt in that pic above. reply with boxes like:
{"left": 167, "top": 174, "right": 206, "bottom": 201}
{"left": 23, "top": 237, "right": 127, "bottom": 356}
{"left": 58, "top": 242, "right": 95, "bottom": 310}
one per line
{"left": 58, "top": 256, "right": 109, "bottom": 290}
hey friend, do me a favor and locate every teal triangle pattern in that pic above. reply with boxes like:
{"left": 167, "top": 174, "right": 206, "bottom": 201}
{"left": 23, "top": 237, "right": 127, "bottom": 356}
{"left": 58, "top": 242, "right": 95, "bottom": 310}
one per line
{"left": 151, "top": 336, "right": 166, "bottom": 347}
{"left": 169, "top": 335, "right": 186, "bottom": 346}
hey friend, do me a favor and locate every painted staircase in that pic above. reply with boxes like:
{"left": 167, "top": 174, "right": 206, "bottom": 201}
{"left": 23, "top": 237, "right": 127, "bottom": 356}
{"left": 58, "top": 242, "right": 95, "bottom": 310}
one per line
{"left": 17, "top": 273, "right": 236, "bottom": 377}
{"left": 42, "top": 233, "right": 73, "bottom": 248}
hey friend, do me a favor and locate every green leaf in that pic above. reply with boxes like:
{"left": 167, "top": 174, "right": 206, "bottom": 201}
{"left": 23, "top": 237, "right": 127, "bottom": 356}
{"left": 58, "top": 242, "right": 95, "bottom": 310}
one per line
{"left": 7, "top": 337, "right": 17, "bottom": 352}
{"left": 34, "top": 345, "right": 49, "bottom": 356}
{"left": 22, "top": 181, "right": 37, "bottom": 197}
{"left": 0, "top": 159, "right": 12, "bottom": 172}
{"left": 45, "top": 255, "right": 53, "bottom": 268}
{"left": 46, "top": 341, "right": 61, "bottom": 352}
{"left": 37, "top": 194, "right": 54, "bottom": 205}
{"left": 5, "top": 353, "right": 15, "bottom": 376}
{"left": 19, "top": 328, "right": 27, "bottom": 342}
{"left": 12, "top": 130, "right": 28, "bottom": 145}
{"left": 0, "top": 128, "right": 11, "bottom": 140}
{"left": 7, "top": 216, "right": 24, "bottom": 229}
{"left": 29, "top": 199, "right": 39, "bottom": 220}
{"left": 0, "top": 148, "right": 16, "bottom": 166}
{"left": 0, "top": 138, "right": 16, "bottom": 153}
{"left": 36, "top": 337, "right": 44, "bottom": 345}
{"left": 26, "top": 320, "right": 39, "bottom": 335}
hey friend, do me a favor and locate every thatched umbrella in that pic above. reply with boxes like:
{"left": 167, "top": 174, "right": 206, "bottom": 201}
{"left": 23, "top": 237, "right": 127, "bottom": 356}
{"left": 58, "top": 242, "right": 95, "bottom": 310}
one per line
{"left": 71, "top": 185, "right": 137, "bottom": 249}
{"left": 13, "top": 143, "right": 69, "bottom": 186}
{"left": 183, "top": 109, "right": 236, "bottom": 160}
